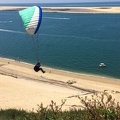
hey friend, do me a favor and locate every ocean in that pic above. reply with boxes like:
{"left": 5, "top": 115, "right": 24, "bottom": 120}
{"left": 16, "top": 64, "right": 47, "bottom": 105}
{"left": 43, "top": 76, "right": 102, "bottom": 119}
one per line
{"left": 0, "top": 2, "right": 120, "bottom": 78}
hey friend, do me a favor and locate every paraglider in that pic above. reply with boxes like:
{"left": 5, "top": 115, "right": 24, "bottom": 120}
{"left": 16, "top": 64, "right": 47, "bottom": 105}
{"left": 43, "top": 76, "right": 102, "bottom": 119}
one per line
{"left": 34, "top": 62, "right": 45, "bottom": 73}
{"left": 19, "top": 6, "right": 45, "bottom": 73}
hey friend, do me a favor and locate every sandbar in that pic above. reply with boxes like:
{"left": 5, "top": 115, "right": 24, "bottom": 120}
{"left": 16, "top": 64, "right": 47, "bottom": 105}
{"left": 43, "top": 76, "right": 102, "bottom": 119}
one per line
{"left": 0, "top": 57, "right": 120, "bottom": 111}
{"left": 42, "top": 6, "right": 120, "bottom": 13}
{"left": 0, "top": 6, "right": 120, "bottom": 13}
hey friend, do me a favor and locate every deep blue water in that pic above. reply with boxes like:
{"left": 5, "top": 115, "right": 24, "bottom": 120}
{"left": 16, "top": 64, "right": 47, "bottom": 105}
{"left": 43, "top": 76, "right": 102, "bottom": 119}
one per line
{"left": 0, "top": 5, "right": 120, "bottom": 78}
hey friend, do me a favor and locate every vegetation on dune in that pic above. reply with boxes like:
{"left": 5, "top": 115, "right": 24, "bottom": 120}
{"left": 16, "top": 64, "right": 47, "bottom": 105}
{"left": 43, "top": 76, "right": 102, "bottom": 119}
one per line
{"left": 0, "top": 91, "right": 120, "bottom": 120}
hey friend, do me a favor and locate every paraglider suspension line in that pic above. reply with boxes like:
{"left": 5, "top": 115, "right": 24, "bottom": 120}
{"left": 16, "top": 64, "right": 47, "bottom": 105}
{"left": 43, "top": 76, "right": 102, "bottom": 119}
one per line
{"left": 32, "top": 36, "right": 40, "bottom": 63}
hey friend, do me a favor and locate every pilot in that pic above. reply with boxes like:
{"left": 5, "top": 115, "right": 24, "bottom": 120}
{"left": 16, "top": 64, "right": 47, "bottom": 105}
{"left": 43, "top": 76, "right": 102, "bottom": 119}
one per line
{"left": 34, "top": 62, "right": 45, "bottom": 73}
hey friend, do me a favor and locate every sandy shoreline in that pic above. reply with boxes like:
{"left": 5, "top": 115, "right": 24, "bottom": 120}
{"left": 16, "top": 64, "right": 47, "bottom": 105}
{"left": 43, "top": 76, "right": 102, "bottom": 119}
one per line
{"left": 1, "top": 6, "right": 120, "bottom": 13}
{"left": 0, "top": 57, "right": 120, "bottom": 111}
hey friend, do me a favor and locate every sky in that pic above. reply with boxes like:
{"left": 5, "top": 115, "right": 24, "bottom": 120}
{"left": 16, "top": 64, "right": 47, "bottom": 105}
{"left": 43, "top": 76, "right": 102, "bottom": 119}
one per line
{"left": 0, "top": 0, "right": 120, "bottom": 3}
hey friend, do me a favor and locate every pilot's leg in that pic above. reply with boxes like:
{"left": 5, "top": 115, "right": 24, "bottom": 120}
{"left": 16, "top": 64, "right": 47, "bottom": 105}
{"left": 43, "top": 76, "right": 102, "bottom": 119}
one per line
{"left": 40, "top": 68, "right": 45, "bottom": 73}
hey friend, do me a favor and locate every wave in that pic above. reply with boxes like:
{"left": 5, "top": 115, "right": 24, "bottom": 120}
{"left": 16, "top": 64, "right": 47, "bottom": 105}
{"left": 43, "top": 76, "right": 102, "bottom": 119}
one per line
{"left": 43, "top": 17, "right": 70, "bottom": 20}
{"left": 0, "top": 21, "right": 12, "bottom": 23}
{"left": 40, "top": 33, "right": 88, "bottom": 39}
{"left": 40, "top": 33, "right": 118, "bottom": 42}
{"left": 0, "top": 28, "right": 25, "bottom": 34}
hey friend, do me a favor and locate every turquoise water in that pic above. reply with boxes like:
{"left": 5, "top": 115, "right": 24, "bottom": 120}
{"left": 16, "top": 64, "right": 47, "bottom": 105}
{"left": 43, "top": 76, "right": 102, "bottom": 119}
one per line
{"left": 0, "top": 9, "right": 120, "bottom": 78}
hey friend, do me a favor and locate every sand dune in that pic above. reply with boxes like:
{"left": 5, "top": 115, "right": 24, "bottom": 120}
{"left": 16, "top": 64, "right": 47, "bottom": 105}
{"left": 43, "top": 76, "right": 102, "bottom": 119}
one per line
{"left": 0, "top": 57, "right": 120, "bottom": 111}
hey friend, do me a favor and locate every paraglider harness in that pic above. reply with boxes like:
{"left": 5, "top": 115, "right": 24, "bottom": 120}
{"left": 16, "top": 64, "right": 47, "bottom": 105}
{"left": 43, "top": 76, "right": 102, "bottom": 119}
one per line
{"left": 34, "top": 62, "right": 45, "bottom": 73}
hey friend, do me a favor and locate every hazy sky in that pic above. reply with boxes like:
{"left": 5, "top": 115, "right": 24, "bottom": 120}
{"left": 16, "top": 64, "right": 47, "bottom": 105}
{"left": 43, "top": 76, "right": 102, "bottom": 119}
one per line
{"left": 0, "top": 0, "right": 120, "bottom": 3}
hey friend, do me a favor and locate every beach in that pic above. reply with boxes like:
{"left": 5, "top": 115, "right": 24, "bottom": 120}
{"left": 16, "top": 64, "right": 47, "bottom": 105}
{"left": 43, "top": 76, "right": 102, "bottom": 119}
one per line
{"left": 0, "top": 57, "right": 120, "bottom": 111}
{"left": 1, "top": 6, "right": 120, "bottom": 13}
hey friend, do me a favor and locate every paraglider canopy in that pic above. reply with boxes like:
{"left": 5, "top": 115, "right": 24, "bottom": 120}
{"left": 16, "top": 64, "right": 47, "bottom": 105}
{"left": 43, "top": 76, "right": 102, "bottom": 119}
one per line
{"left": 19, "top": 6, "right": 42, "bottom": 35}
{"left": 19, "top": 6, "right": 45, "bottom": 73}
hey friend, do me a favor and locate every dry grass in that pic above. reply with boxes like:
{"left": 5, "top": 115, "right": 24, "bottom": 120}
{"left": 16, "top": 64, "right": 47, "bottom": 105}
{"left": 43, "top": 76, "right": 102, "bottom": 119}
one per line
{"left": 0, "top": 91, "right": 120, "bottom": 120}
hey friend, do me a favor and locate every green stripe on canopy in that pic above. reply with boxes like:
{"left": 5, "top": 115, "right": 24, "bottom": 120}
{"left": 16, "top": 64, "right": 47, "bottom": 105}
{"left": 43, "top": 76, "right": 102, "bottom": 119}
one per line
{"left": 19, "top": 6, "right": 35, "bottom": 28}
